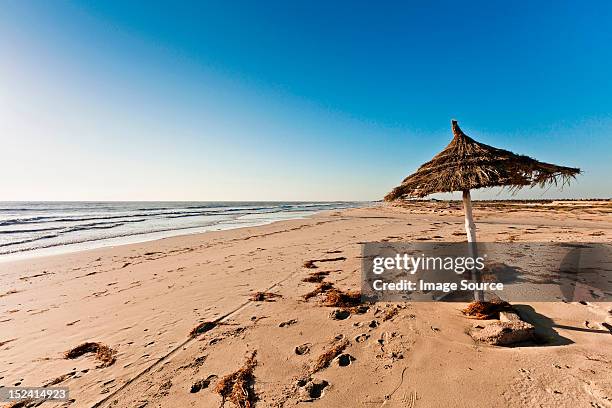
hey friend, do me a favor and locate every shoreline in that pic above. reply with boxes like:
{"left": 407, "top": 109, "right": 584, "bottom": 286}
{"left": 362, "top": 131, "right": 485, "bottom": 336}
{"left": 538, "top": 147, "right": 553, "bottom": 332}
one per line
{"left": 1, "top": 202, "right": 610, "bottom": 407}
{"left": 0, "top": 205, "right": 367, "bottom": 264}
{"left": 2, "top": 199, "right": 607, "bottom": 264}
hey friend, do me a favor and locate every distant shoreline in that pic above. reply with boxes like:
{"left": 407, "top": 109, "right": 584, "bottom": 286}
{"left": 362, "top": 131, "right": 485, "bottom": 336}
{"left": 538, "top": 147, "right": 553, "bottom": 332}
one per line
{"left": 0, "top": 201, "right": 368, "bottom": 262}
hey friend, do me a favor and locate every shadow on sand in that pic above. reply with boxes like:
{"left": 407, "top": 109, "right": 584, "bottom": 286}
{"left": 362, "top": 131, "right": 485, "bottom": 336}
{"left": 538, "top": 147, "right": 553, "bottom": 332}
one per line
{"left": 512, "top": 304, "right": 608, "bottom": 346}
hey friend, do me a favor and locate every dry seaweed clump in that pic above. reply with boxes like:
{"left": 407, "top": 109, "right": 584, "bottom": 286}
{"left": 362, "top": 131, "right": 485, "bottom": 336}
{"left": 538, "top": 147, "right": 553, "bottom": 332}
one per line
{"left": 64, "top": 342, "right": 116, "bottom": 368}
{"left": 302, "top": 282, "right": 334, "bottom": 301}
{"left": 303, "top": 257, "right": 346, "bottom": 269}
{"left": 250, "top": 292, "right": 282, "bottom": 302}
{"left": 323, "top": 289, "right": 361, "bottom": 308}
{"left": 312, "top": 339, "right": 349, "bottom": 372}
{"left": 462, "top": 300, "right": 513, "bottom": 320}
{"left": 382, "top": 306, "right": 400, "bottom": 321}
{"left": 6, "top": 400, "right": 37, "bottom": 408}
{"left": 189, "top": 321, "right": 217, "bottom": 338}
{"left": 303, "top": 260, "right": 318, "bottom": 269}
{"left": 301, "top": 271, "right": 330, "bottom": 283}
{"left": 215, "top": 351, "right": 257, "bottom": 408}
{"left": 43, "top": 371, "right": 76, "bottom": 387}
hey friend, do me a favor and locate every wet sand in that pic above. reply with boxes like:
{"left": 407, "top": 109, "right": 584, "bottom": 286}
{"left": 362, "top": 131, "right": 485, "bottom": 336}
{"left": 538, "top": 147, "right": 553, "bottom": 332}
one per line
{"left": 1, "top": 202, "right": 611, "bottom": 407}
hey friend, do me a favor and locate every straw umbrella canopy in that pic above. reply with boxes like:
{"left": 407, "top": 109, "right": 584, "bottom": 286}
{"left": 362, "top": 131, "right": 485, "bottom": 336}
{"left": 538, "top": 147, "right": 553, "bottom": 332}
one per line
{"left": 385, "top": 120, "right": 580, "bottom": 300}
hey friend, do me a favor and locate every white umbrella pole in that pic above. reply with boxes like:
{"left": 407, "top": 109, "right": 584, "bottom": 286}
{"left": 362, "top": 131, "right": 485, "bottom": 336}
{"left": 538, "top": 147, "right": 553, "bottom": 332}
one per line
{"left": 462, "top": 190, "right": 484, "bottom": 301}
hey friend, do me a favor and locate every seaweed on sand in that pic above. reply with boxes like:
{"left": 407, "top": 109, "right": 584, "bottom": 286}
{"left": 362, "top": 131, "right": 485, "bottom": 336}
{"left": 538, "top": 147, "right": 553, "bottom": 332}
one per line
{"left": 189, "top": 321, "right": 217, "bottom": 338}
{"left": 312, "top": 339, "right": 349, "bottom": 372}
{"left": 215, "top": 351, "right": 257, "bottom": 408}
{"left": 382, "top": 306, "right": 400, "bottom": 321}
{"left": 303, "top": 257, "right": 346, "bottom": 269}
{"left": 462, "top": 300, "right": 513, "bottom": 320}
{"left": 250, "top": 292, "right": 282, "bottom": 302}
{"left": 302, "top": 282, "right": 334, "bottom": 301}
{"left": 6, "top": 400, "right": 36, "bottom": 408}
{"left": 322, "top": 288, "right": 361, "bottom": 308}
{"left": 301, "top": 271, "right": 330, "bottom": 283}
{"left": 64, "top": 342, "right": 116, "bottom": 368}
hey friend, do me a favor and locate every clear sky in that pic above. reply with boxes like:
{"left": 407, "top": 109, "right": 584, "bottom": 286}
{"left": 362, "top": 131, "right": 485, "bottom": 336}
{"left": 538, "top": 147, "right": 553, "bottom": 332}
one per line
{"left": 1, "top": 1, "right": 610, "bottom": 201}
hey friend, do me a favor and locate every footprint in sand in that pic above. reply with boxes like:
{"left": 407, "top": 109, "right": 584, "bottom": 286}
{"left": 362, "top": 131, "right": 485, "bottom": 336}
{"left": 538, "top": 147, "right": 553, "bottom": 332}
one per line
{"left": 190, "top": 375, "right": 217, "bottom": 393}
{"left": 335, "top": 353, "right": 355, "bottom": 367}
{"left": 158, "top": 379, "right": 172, "bottom": 396}
{"left": 295, "top": 344, "right": 311, "bottom": 355}
{"left": 329, "top": 309, "right": 351, "bottom": 320}
{"left": 297, "top": 378, "right": 329, "bottom": 401}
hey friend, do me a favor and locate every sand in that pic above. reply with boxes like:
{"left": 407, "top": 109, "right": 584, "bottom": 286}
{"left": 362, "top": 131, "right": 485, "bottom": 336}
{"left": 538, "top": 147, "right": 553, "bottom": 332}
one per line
{"left": 0, "top": 201, "right": 611, "bottom": 408}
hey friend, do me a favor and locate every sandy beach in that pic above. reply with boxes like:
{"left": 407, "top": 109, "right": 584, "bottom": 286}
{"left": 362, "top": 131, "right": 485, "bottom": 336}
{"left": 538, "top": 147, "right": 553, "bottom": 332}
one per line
{"left": 4, "top": 2, "right": 612, "bottom": 407}
{"left": 1, "top": 201, "right": 611, "bottom": 408}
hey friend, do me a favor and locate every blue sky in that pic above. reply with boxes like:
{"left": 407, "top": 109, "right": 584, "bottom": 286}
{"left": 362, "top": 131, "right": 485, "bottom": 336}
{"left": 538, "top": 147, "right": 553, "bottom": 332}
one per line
{"left": 1, "top": 1, "right": 610, "bottom": 200}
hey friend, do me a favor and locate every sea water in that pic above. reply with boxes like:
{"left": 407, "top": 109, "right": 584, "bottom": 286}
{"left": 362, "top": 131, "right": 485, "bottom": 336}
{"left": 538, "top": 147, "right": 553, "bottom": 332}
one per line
{"left": 0, "top": 201, "right": 365, "bottom": 260}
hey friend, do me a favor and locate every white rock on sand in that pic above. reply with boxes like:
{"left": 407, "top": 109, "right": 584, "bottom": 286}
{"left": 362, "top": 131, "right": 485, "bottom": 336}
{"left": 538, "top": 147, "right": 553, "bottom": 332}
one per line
{"left": 469, "top": 320, "right": 535, "bottom": 345}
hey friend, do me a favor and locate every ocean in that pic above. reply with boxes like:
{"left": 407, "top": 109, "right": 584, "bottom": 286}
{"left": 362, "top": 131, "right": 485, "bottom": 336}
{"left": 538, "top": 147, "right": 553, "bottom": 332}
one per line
{"left": 0, "top": 201, "right": 364, "bottom": 260}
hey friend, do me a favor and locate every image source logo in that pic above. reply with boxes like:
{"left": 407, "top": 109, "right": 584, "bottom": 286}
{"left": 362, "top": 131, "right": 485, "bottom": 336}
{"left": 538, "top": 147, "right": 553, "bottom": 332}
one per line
{"left": 361, "top": 242, "right": 611, "bottom": 302}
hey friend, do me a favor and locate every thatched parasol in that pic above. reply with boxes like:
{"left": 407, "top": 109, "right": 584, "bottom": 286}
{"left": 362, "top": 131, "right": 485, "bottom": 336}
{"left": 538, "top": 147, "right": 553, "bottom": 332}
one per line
{"left": 385, "top": 120, "right": 580, "bottom": 300}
